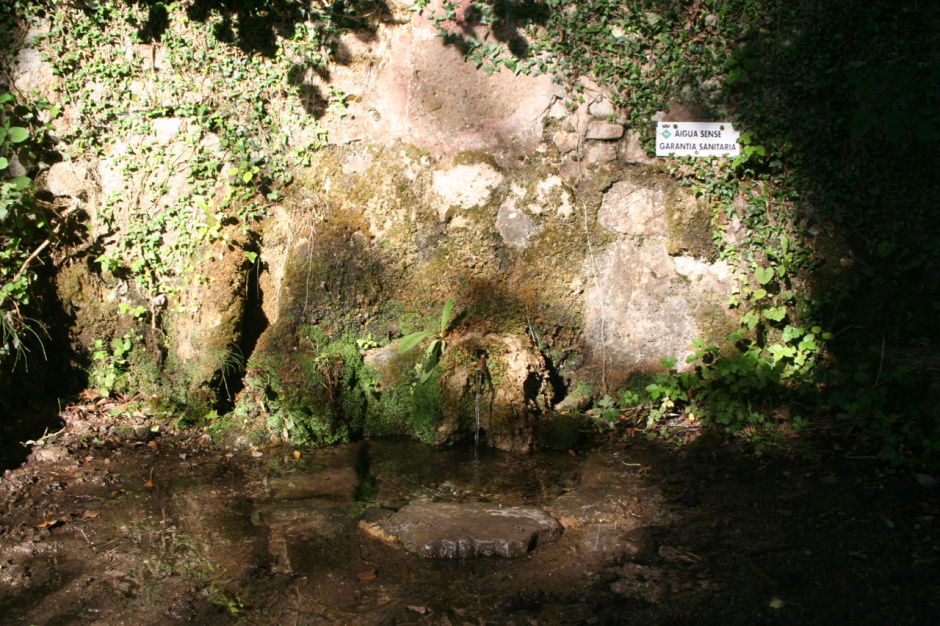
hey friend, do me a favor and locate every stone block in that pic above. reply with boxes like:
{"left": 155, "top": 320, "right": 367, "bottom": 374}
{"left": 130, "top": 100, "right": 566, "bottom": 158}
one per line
{"left": 584, "top": 142, "right": 618, "bottom": 164}
{"left": 385, "top": 502, "right": 563, "bottom": 558}
{"left": 586, "top": 121, "right": 624, "bottom": 140}
{"left": 46, "top": 162, "right": 87, "bottom": 197}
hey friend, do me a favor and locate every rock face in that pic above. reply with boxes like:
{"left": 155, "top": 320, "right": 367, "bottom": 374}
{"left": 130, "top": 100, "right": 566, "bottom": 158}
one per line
{"left": 585, "top": 173, "right": 734, "bottom": 379}
{"left": 320, "top": 5, "right": 560, "bottom": 166}
{"left": 384, "top": 502, "right": 563, "bottom": 558}
{"left": 13, "top": 0, "right": 740, "bottom": 446}
{"left": 598, "top": 180, "right": 667, "bottom": 236}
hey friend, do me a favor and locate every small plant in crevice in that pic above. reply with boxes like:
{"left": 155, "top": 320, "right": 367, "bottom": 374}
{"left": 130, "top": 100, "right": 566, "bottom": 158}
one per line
{"left": 91, "top": 332, "right": 136, "bottom": 397}
{"left": 213, "top": 344, "right": 247, "bottom": 403}
{"left": 398, "top": 297, "right": 454, "bottom": 383}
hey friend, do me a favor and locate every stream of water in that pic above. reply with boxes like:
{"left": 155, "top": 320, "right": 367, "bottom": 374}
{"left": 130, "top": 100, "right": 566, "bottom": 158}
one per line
{"left": 474, "top": 360, "right": 483, "bottom": 457}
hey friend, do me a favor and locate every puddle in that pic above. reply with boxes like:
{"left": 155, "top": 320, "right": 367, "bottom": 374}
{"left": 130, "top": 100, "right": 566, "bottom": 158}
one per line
{"left": 366, "top": 439, "right": 581, "bottom": 507}
{"left": 2, "top": 435, "right": 938, "bottom": 624}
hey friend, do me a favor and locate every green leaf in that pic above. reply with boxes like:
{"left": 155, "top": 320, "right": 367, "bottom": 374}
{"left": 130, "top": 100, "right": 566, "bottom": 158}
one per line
{"left": 419, "top": 347, "right": 441, "bottom": 383}
{"left": 767, "top": 343, "right": 795, "bottom": 364}
{"left": 0, "top": 157, "right": 7, "bottom": 170}
{"left": 764, "top": 306, "right": 787, "bottom": 322}
{"left": 397, "top": 331, "right": 430, "bottom": 354}
{"left": 8, "top": 127, "right": 29, "bottom": 143}
{"left": 726, "top": 68, "right": 749, "bottom": 84}
{"left": 742, "top": 308, "right": 760, "bottom": 330}
{"left": 440, "top": 297, "right": 453, "bottom": 334}
{"left": 754, "top": 266, "right": 774, "bottom": 285}
{"left": 425, "top": 338, "right": 442, "bottom": 359}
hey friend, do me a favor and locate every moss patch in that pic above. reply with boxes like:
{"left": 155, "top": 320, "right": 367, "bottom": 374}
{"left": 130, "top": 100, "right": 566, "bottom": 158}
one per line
{"left": 664, "top": 186, "right": 718, "bottom": 261}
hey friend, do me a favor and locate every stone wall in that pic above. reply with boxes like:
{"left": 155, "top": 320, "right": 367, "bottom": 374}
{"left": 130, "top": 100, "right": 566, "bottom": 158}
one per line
{"left": 10, "top": 1, "right": 737, "bottom": 448}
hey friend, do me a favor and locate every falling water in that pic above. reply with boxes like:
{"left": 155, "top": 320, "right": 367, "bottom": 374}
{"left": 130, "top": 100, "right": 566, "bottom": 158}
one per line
{"left": 474, "top": 355, "right": 484, "bottom": 457}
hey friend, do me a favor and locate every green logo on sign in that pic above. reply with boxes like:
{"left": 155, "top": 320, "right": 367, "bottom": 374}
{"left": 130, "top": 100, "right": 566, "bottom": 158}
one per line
{"left": 661, "top": 129, "right": 672, "bottom": 139}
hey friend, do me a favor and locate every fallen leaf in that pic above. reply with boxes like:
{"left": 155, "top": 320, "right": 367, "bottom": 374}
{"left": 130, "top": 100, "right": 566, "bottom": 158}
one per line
{"left": 82, "top": 510, "right": 100, "bottom": 519}
{"left": 407, "top": 605, "right": 429, "bottom": 615}
{"left": 37, "top": 517, "right": 69, "bottom": 528}
{"left": 769, "top": 597, "right": 786, "bottom": 609}
{"left": 293, "top": 450, "right": 301, "bottom": 459}
{"left": 143, "top": 480, "right": 153, "bottom": 488}
{"left": 356, "top": 569, "right": 377, "bottom": 581}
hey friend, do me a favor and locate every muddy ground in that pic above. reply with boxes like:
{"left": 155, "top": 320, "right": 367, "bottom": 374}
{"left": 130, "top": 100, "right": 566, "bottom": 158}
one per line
{"left": 0, "top": 399, "right": 938, "bottom": 625}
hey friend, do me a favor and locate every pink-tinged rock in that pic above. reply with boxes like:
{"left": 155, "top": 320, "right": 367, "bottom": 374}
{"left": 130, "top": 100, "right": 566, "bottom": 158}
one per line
{"left": 319, "top": 8, "right": 558, "bottom": 166}
{"left": 586, "top": 121, "right": 624, "bottom": 140}
{"left": 553, "top": 130, "right": 579, "bottom": 154}
{"left": 598, "top": 180, "right": 666, "bottom": 236}
{"left": 623, "top": 132, "right": 657, "bottom": 165}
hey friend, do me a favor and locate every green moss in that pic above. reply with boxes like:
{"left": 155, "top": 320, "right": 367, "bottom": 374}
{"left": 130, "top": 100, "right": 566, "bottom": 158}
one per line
{"left": 664, "top": 186, "right": 718, "bottom": 260}
{"left": 692, "top": 299, "right": 739, "bottom": 349}
{"left": 450, "top": 150, "right": 501, "bottom": 170}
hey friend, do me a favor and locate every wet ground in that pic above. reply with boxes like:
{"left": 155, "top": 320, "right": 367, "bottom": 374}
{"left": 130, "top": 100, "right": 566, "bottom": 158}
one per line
{"left": 1, "top": 404, "right": 938, "bottom": 625}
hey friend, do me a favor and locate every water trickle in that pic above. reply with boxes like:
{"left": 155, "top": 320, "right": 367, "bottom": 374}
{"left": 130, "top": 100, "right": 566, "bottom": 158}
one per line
{"left": 474, "top": 353, "right": 485, "bottom": 457}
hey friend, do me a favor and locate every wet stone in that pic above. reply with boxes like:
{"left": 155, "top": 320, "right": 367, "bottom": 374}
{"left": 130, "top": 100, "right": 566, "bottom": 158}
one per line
{"left": 268, "top": 466, "right": 359, "bottom": 501}
{"left": 267, "top": 442, "right": 362, "bottom": 501}
{"left": 384, "top": 502, "right": 563, "bottom": 558}
{"left": 28, "top": 446, "right": 70, "bottom": 463}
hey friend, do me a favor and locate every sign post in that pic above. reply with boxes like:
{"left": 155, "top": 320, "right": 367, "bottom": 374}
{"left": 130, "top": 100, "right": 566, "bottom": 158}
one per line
{"left": 656, "top": 122, "right": 741, "bottom": 158}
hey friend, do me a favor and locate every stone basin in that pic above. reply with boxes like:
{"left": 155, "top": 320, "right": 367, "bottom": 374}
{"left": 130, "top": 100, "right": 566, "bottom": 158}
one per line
{"left": 384, "top": 502, "right": 563, "bottom": 558}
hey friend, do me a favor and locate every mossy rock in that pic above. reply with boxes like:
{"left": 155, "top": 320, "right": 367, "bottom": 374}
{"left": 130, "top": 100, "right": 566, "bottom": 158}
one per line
{"left": 664, "top": 186, "right": 717, "bottom": 261}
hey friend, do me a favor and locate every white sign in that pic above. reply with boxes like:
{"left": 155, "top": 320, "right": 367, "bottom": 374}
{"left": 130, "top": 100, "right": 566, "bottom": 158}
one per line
{"left": 656, "top": 122, "right": 741, "bottom": 158}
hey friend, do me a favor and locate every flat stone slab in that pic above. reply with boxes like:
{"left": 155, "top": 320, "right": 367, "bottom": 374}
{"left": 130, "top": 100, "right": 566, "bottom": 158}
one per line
{"left": 384, "top": 502, "right": 563, "bottom": 558}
